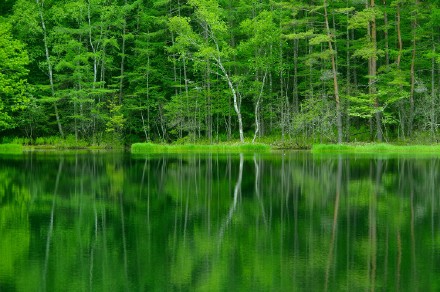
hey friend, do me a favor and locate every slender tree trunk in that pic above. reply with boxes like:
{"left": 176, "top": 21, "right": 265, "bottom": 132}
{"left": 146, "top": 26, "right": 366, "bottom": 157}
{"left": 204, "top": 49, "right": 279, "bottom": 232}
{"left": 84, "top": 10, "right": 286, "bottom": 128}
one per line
{"left": 118, "top": 0, "right": 128, "bottom": 104}
{"left": 253, "top": 70, "right": 268, "bottom": 143}
{"left": 42, "top": 158, "right": 63, "bottom": 291}
{"left": 346, "top": 4, "right": 351, "bottom": 141}
{"left": 323, "top": 0, "right": 343, "bottom": 143}
{"left": 383, "top": 0, "right": 389, "bottom": 67}
{"left": 431, "top": 34, "right": 436, "bottom": 140}
{"left": 182, "top": 56, "right": 190, "bottom": 137}
{"left": 36, "top": 0, "right": 64, "bottom": 138}
{"left": 215, "top": 55, "right": 244, "bottom": 142}
{"left": 203, "top": 25, "right": 212, "bottom": 143}
{"left": 396, "top": 4, "right": 405, "bottom": 139}
{"left": 88, "top": 0, "right": 97, "bottom": 88}
{"left": 293, "top": 38, "right": 299, "bottom": 113}
{"left": 144, "top": 47, "right": 151, "bottom": 141}
{"left": 324, "top": 157, "right": 342, "bottom": 291}
{"left": 370, "top": 0, "right": 382, "bottom": 141}
{"left": 409, "top": 0, "right": 418, "bottom": 137}
{"left": 141, "top": 111, "right": 148, "bottom": 141}
{"left": 206, "top": 61, "right": 212, "bottom": 143}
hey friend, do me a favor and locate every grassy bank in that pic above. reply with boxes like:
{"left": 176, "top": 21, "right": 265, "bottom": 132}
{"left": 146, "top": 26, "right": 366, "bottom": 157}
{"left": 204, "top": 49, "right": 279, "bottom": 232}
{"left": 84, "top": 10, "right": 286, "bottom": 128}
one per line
{"left": 312, "top": 143, "right": 440, "bottom": 154}
{"left": 3, "top": 135, "right": 123, "bottom": 150}
{"left": 0, "top": 144, "right": 23, "bottom": 154}
{"left": 131, "top": 142, "right": 271, "bottom": 154}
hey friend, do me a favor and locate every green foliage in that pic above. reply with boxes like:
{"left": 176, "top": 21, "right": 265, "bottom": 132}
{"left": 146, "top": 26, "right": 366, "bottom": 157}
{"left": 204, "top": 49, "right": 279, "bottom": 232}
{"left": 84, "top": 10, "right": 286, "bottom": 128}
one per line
{"left": 309, "top": 34, "right": 333, "bottom": 46}
{"left": 348, "top": 8, "right": 384, "bottom": 29}
{"left": 1, "top": 0, "right": 440, "bottom": 145}
{"left": 0, "top": 21, "right": 31, "bottom": 131}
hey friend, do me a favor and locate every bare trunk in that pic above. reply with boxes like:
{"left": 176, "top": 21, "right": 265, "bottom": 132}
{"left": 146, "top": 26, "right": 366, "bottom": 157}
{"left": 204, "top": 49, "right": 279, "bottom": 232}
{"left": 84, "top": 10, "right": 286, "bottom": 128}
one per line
{"left": 253, "top": 71, "right": 268, "bottom": 143}
{"left": 216, "top": 58, "right": 244, "bottom": 142}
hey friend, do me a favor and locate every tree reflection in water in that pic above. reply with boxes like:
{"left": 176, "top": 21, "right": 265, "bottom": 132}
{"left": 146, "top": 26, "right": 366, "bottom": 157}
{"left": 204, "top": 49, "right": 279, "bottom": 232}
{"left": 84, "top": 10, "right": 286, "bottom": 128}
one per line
{"left": 0, "top": 152, "right": 439, "bottom": 291}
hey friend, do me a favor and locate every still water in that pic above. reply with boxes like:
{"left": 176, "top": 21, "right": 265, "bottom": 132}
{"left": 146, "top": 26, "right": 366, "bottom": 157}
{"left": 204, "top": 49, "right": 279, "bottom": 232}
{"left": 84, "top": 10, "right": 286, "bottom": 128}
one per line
{"left": 1, "top": 151, "right": 440, "bottom": 291}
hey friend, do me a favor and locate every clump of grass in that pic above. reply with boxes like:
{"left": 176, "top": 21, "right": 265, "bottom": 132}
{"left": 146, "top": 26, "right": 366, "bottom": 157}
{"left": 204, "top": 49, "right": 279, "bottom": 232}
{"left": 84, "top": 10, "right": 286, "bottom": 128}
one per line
{"left": 0, "top": 144, "right": 23, "bottom": 154}
{"left": 131, "top": 142, "right": 271, "bottom": 154}
{"left": 312, "top": 143, "right": 440, "bottom": 154}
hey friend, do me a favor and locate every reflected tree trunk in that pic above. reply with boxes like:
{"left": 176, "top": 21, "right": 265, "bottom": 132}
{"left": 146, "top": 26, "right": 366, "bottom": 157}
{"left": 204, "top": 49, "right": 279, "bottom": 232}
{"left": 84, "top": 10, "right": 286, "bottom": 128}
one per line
{"left": 369, "top": 159, "right": 382, "bottom": 291}
{"left": 119, "top": 191, "right": 129, "bottom": 289}
{"left": 325, "top": 156, "right": 342, "bottom": 291}
{"left": 42, "top": 158, "right": 63, "bottom": 291}
{"left": 410, "top": 163, "right": 417, "bottom": 290}
{"left": 396, "top": 231, "right": 402, "bottom": 290}
{"left": 89, "top": 196, "right": 98, "bottom": 290}
{"left": 219, "top": 154, "right": 244, "bottom": 243}
{"left": 254, "top": 154, "right": 267, "bottom": 227}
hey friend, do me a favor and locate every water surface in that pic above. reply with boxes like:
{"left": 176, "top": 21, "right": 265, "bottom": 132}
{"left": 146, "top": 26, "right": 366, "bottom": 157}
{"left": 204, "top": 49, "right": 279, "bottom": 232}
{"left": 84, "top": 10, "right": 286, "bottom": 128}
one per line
{"left": 1, "top": 151, "right": 440, "bottom": 291}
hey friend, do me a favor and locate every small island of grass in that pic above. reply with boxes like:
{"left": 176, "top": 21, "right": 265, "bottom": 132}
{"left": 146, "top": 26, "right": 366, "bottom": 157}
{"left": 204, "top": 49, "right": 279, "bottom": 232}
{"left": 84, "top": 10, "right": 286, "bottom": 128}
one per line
{"left": 312, "top": 143, "right": 440, "bottom": 154}
{"left": 0, "top": 144, "right": 23, "bottom": 154}
{"left": 131, "top": 142, "right": 271, "bottom": 154}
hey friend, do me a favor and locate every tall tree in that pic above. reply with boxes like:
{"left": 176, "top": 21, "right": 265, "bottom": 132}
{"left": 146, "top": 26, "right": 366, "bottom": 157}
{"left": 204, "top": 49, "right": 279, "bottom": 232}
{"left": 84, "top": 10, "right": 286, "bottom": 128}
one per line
{"left": 36, "top": 0, "right": 64, "bottom": 138}
{"left": 169, "top": 0, "right": 246, "bottom": 142}
{"left": 323, "top": 0, "right": 343, "bottom": 143}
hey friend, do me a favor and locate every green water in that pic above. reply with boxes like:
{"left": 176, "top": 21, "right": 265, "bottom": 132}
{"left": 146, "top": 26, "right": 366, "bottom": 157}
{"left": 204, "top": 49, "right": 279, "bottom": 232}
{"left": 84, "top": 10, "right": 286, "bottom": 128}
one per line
{"left": 1, "top": 151, "right": 440, "bottom": 291}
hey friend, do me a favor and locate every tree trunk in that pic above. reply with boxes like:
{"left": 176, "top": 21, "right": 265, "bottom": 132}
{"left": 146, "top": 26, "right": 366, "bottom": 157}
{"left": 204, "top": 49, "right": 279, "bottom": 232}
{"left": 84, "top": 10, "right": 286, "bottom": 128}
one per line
{"left": 396, "top": 4, "right": 405, "bottom": 139}
{"left": 293, "top": 38, "right": 299, "bottom": 113}
{"left": 118, "top": 0, "right": 128, "bottom": 104}
{"left": 370, "top": 0, "right": 382, "bottom": 141}
{"left": 215, "top": 54, "right": 244, "bottom": 142}
{"left": 383, "top": 0, "right": 389, "bottom": 67}
{"left": 346, "top": 6, "right": 351, "bottom": 142}
{"left": 253, "top": 70, "right": 268, "bottom": 143}
{"left": 431, "top": 34, "right": 436, "bottom": 140}
{"left": 36, "top": 0, "right": 64, "bottom": 138}
{"left": 323, "top": 0, "right": 343, "bottom": 143}
{"left": 409, "top": 0, "right": 418, "bottom": 137}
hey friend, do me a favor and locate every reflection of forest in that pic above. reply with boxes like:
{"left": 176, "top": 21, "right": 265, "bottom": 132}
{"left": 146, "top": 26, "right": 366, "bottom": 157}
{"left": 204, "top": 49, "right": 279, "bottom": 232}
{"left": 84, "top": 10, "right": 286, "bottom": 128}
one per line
{"left": 0, "top": 152, "right": 440, "bottom": 291}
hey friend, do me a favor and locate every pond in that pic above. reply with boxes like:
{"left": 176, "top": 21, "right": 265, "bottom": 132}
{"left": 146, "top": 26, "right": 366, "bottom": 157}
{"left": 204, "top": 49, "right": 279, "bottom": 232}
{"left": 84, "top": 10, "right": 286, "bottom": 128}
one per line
{"left": 1, "top": 151, "right": 440, "bottom": 291}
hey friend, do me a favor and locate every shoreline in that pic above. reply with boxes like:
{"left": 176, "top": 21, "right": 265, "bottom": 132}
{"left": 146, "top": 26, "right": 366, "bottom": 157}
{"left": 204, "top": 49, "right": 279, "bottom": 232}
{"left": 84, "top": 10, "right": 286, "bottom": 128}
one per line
{"left": 3, "top": 142, "right": 440, "bottom": 155}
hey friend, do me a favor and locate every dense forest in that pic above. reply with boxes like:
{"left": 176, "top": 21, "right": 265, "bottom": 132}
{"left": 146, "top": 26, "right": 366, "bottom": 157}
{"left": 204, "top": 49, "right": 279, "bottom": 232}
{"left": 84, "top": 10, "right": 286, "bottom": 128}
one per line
{"left": 1, "top": 0, "right": 440, "bottom": 145}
